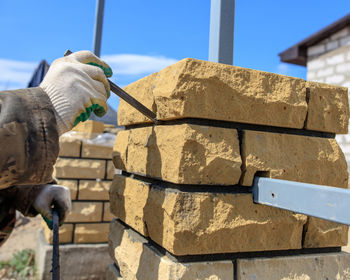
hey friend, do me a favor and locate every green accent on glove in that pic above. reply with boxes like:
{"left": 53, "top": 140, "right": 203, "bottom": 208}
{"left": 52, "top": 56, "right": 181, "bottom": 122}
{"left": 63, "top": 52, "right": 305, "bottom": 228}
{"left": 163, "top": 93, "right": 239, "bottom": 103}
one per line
{"left": 42, "top": 214, "right": 53, "bottom": 230}
{"left": 87, "top": 62, "right": 113, "bottom": 77}
{"left": 73, "top": 103, "right": 106, "bottom": 127}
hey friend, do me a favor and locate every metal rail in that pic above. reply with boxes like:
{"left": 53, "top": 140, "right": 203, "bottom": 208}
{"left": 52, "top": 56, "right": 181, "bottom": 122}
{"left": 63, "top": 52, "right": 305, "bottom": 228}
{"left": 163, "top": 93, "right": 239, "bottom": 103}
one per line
{"left": 253, "top": 177, "right": 350, "bottom": 226}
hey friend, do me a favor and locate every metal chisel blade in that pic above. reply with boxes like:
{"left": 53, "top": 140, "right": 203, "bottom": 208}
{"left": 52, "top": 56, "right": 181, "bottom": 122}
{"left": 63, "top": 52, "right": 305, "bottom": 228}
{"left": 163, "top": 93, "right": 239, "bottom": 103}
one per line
{"left": 64, "top": 50, "right": 157, "bottom": 123}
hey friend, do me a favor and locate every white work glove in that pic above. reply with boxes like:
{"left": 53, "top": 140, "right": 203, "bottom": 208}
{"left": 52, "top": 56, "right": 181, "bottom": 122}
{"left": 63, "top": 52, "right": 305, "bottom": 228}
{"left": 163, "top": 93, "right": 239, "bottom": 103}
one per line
{"left": 40, "top": 50, "right": 113, "bottom": 136}
{"left": 33, "top": 184, "right": 72, "bottom": 229}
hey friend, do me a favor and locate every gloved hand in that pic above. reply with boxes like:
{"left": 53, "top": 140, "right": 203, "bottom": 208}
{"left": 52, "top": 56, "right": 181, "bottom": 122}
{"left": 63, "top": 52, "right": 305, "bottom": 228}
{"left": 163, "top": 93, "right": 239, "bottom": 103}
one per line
{"left": 33, "top": 184, "right": 72, "bottom": 229}
{"left": 40, "top": 50, "right": 113, "bottom": 136}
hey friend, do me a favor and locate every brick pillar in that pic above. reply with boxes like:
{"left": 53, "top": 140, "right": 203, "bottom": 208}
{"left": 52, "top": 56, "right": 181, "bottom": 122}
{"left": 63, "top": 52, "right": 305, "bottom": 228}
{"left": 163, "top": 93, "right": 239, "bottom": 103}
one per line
{"left": 107, "top": 59, "right": 350, "bottom": 280}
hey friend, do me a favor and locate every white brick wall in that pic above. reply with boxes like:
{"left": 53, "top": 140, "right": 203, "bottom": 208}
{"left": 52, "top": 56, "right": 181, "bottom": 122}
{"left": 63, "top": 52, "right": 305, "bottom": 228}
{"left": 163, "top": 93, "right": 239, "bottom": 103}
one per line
{"left": 307, "top": 26, "right": 350, "bottom": 60}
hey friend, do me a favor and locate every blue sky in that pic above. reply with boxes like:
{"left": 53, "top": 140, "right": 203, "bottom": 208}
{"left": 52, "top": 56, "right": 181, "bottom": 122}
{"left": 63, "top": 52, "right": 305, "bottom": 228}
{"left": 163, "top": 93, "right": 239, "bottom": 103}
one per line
{"left": 0, "top": 0, "right": 349, "bottom": 111}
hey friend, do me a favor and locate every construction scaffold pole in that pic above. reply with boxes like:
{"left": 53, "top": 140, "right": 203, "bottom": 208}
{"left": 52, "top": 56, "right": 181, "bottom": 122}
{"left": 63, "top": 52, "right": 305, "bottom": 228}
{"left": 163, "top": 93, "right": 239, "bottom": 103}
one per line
{"left": 209, "top": 0, "right": 235, "bottom": 65}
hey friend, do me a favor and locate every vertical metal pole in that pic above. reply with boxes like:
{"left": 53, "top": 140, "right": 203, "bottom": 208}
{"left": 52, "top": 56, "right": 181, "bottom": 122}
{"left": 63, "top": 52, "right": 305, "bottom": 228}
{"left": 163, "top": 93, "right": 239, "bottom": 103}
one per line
{"left": 209, "top": 0, "right": 235, "bottom": 65}
{"left": 93, "top": 0, "right": 105, "bottom": 57}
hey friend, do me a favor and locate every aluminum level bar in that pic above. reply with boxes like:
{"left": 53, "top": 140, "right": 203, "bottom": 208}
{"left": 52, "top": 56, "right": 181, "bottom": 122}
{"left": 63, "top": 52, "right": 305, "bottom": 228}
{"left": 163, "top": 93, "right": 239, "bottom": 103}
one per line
{"left": 252, "top": 177, "right": 350, "bottom": 226}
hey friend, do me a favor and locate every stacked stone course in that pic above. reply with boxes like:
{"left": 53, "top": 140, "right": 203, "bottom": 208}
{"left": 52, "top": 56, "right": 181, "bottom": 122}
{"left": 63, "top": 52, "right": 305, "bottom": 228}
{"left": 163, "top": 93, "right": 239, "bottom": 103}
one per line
{"left": 108, "top": 58, "right": 350, "bottom": 279}
{"left": 42, "top": 125, "right": 116, "bottom": 244}
{"left": 36, "top": 121, "right": 118, "bottom": 280}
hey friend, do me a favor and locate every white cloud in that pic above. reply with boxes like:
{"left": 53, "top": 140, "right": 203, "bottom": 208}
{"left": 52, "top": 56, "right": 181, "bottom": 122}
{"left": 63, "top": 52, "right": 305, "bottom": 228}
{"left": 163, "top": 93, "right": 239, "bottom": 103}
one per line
{"left": 0, "top": 58, "right": 37, "bottom": 90}
{"left": 276, "top": 63, "right": 292, "bottom": 76}
{"left": 102, "top": 54, "right": 177, "bottom": 75}
{"left": 0, "top": 53, "right": 177, "bottom": 91}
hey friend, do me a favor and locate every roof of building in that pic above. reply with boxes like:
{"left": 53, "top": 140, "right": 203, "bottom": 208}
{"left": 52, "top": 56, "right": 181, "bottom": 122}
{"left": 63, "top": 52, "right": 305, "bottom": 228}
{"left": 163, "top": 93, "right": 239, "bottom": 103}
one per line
{"left": 279, "top": 13, "right": 350, "bottom": 66}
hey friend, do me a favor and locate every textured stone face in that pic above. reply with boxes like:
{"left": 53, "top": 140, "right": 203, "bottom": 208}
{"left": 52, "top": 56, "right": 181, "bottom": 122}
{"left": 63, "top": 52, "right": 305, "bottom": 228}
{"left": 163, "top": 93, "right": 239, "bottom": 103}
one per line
{"left": 56, "top": 179, "right": 78, "bottom": 200}
{"left": 58, "top": 137, "right": 81, "bottom": 157}
{"left": 107, "top": 160, "right": 115, "bottom": 180}
{"left": 109, "top": 219, "right": 234, "bottom": 280}
{"left": 237, "top": 252, "right": 350, "bottom": 280}
{"left": 103, "top": 202, "right": 115, "bottom": 222}
{"left": 303, "top": 217, "right": 348, "bottom": 248}
{"left": 240, "top": 130, "right": 348, "bottom": 188}
{"left": 118, "top": 58, "right": 308, "bottom": 129}
{"left": 106, "top": 264, "right": 123, "bottom": 280}
{"left": 305, "top": 82, "right": 349, "bottom": 134}
{"left": 72, "top": 120, "right": 105, "bottom": 135}
{"left": 81, "top": 142, "right": 113, "bottom": 159}
{"left": 75, "top": 223, "right": 109, "bottom": 243}
{"left": 240, "top": 130, "right": 349, "bottom": 248}
{"left": 54, "top": 158, "right": 106, "bottom": 179}
{"left": 110, "top": 175, "right": 307, "bottom": 255}
{"left": 66, "top": 202, "right": 103, "bottom": 223}
{"left": 113, "top": 124, "right": 242, "bottom": 185}
{"left": 78, "top": 180, "right": 111, "bottom": 200}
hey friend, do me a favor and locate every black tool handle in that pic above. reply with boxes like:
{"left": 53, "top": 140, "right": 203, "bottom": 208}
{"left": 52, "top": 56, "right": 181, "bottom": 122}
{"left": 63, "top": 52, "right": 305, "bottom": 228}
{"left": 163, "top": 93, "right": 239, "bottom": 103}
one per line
{"left": 64, "top": 50, "right": 157, "bottom": 123}
{"left": 52, "top": 208, "right": 60, "bottom": 280}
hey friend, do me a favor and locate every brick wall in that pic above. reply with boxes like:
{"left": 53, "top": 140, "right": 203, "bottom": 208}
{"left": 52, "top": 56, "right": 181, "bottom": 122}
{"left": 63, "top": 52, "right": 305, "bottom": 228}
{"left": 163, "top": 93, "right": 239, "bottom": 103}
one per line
{"left": 42, "top": 132, "right": 116, "bottom": 244}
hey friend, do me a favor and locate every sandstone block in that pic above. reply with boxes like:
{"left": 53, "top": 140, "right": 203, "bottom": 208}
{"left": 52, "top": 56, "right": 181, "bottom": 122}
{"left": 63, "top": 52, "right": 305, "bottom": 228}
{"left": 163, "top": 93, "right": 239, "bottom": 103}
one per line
{"left": 236, "top": 252, "right": 350, "bottom": 280}
{"left": 303, "top": 217, "right": 348, "bottom": 248}
{"left": 240, "top": 130, "right": 348, "bottom": 188}
{"left": 113, "top": 124, "right": 242, "bottom": 185}
{"left": 42, "top": 222, "right": 73, "bottom": 244}
{"left": 305, "top": 82, "right": 349, "bottom": 134}
{"left": 118, "top": 58, "right": 308, "bottom": 129}
{"left": 66, "top": 202, "right": 103, "bottom": 223}
{"left": 75, "top": 223, "right": 109, "bottom": 243}
{"left": 58, "top": 136, "right": 81, "bottom": 157}
{"left": 54, "top": 158, "right": 106, "bottom": 179}
{"left": 109, "top": 219, "right": 234, "bottom": 280}
{"left": 240, "top": 130, "right": 349, "bottom": 249}
{"left": 56, "top": 179, "right": 78, "bottom": 200}
{"left": 72, "top": 120, "right": 105, "bottom": 135}
{"left": 81, "top": 141, "right": 113, "bottom": 159}
{"left": 107, "top": 160, "right": 115, "bottom": 180}
{"left": 78, "top": 180, "right": 111, "bottom": 200}
{"left": 106, "top": 264, "right": 123, "bottom": 280}
{"left": 103, "top": 202, "right": 115, "bottom": 222}
{"left": 110, "top": 175, "right": 307, "bottom": 255}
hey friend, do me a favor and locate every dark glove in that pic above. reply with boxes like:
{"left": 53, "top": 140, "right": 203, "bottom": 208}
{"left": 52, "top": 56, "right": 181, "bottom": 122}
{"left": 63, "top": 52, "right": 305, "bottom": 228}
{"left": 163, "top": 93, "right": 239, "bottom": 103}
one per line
{"left": 33, "top": 184, "right": 71, "bottom": 229}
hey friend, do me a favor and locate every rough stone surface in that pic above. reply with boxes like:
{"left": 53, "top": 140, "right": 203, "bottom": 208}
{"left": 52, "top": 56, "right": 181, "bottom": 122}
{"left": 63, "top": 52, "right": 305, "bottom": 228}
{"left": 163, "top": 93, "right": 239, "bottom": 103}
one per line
{"left": 107, "top": 160, "right": 115, "bottom": 180}
{"left": 240, "top": 130, "right": 348, "bottom": 188}
{"left": 82, "top": 141, "right": 113, "bottom": 159}
{"left": 78, "top": 180, "right": 111, "bottom": 200}
{"left": 241, "top": 130, "right": 349, "bottom": 249}
{"left": 236, "top": 252, "right": 350, "bottom": 280}
{"left": 56, "top": 179, "right": 78, "bottom": 200}
{"left": 72, "top": 120, "right": 105, "bottom": 136}
{"left": 58, "top": 136, "right": 81, "bottom": 157}
{"left": 303, "top": 217, "right": 348, "bottom": 248}
{"left": 36, "top": 230, "right": 110, "bottom": 280}
{"left": 42, "top": 222, "right": 73, "bottom": 244}
{"left": 106, "top": 264, "right": 123, "bottom": 280}
{"left": 118, "top": 58, "right": 308, "bottom": 129}
{"left": 66, "top": 202, "right": 103, "bottom": 223}
{"left": 54, "top": 158, "right": 106, "bottom": 179}
{"left": 113, "top": 124, "right": 242, "bottom": 185}
{"left": 110, "top": 175, "right": 307, "bottom": 255}
{"left": 103, "top": 202, "right": 115, "bottom": 221}
{"left": 75, "top": 223, "right": 109, "bottom": 243}
{"left": 305, "top": 82, "right": 349, "bottom": 134}
{"left": 109, "top": 219, "right": 234, "bottom": 280}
